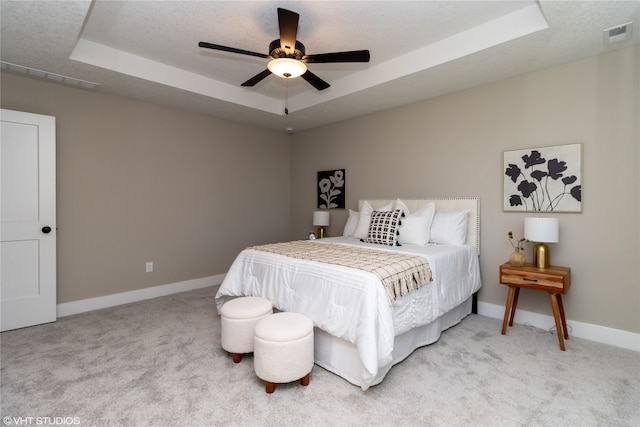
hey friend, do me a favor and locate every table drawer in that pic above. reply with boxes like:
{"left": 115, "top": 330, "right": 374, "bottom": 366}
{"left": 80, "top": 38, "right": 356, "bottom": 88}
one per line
{"left": 500, "top": 264, "right": 570, "bottom": 293}
{"left": 501, "top": 272, "right": 563, "bottom": 291}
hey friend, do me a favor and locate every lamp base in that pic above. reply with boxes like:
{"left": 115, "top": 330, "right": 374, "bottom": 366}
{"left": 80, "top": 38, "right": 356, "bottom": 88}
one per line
{"left": 532, "top": 243, "right": 551, "bottom": 269}
{"left": 317, "top": 226, "right": 326, "bottom": 239}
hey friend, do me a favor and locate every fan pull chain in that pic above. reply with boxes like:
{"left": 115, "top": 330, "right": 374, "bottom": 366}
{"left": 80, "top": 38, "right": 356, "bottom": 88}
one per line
{"left": 284, "top": 77, "right": 289, "bottom": 115}
{"left": 283, "top": 78, "right": 293, "bottom": 133}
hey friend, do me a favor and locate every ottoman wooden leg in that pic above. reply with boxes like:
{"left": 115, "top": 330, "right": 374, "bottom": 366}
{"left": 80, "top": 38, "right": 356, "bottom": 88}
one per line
{"left": 300, "top": 373, "right": 310, "bottom": 386}
{"left": 265, "top": 381, "right": 275, "bottom": 394}
{"left": 232, "top": 353, "right": 241, "bottom": 363}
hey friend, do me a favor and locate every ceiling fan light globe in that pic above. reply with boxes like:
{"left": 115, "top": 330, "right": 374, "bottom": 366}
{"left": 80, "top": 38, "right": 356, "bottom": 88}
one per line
{"left": 267, "top": 58, "right": 307, "bottom": 79}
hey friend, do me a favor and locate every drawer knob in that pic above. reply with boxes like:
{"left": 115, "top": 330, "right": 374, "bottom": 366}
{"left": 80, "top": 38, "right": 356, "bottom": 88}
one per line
{"left": 523, "top": 277, "right": 539, "bottom": 282}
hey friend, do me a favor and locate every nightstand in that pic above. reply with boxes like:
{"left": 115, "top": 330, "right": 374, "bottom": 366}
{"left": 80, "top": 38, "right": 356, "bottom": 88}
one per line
{"left": 499, "top": 263, "right": 571, "bottom": 350}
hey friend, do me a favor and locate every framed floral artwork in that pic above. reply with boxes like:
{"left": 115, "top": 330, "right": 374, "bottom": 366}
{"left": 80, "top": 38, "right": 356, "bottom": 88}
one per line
{"left": 503, "top": 143, "right": 582, "bottom": 212}
{"left": 317, "top": 169, "right": 345, "bottom": 209}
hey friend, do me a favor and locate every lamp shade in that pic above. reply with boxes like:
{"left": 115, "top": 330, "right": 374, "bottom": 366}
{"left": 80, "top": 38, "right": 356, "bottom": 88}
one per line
{"left": 313, "top": 210, "right": 330, "bottom": 227}
{"left": 267, "top": 58, "right": 307, "bottom": 79}
{"left": 524, "top": 217, "right": 559, "bottom": 243}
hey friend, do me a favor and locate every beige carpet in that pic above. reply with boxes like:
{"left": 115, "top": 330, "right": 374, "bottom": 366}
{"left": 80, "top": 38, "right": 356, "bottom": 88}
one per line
{"left": 1, "top": 286, "right": 638, "bottom": 427}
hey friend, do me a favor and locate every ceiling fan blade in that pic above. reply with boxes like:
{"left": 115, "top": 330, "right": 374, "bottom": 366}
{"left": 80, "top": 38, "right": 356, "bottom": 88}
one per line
{"left": 277, "top": 8, "right": 299, "bottom": 53}
{"left": 241, "top": 69, "right": 272, "bottom": 87}
{"left": 303, "top": 50, "right": 371, "bottom": 63}
{"left": 301, "top": 70, "right": 330, "bottom": 91}
{"left": 198, "top": 42, "right": 269, "bottom": 59}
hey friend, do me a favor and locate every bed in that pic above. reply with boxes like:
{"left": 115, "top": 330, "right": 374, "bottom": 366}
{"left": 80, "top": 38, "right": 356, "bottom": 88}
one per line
{"left": 215, "top": 197, "right": 481, "bottom": 390}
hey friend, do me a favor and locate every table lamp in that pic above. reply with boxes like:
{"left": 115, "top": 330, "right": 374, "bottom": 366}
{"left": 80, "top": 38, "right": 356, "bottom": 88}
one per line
{"left": 313, "top": 211, "right": 330, "bottom": 239}
{"left": 524, "top": 217, "right": 559, "bottom": 269}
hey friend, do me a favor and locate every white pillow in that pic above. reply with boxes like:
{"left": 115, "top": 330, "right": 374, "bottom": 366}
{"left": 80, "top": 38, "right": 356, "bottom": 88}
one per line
{"left": 353, "top": 202, "right": 392, "bottom": 239}
{"left": 342, "top": 209, "right": 360, "bottom": 237}
{"left": 429, "top": 209, "right": 469, "bottom": 245}
{"left": 398, "top": 202, "right": 435, "bottom": 245}
{"left": 394, "top": 198, "right": 410, "bottom": 216}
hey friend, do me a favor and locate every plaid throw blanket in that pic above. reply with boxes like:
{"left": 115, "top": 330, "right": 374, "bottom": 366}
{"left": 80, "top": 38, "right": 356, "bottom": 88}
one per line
{"left": 250, "top": 241, "right": 432, "bottom": 304}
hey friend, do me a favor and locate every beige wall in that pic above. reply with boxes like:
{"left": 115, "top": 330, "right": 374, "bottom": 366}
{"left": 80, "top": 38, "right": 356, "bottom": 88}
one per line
{"left": 291, "top": 46, "right": 640, "bottom": 334}
{"left": 1, "top": 46, "right": 637, "bottom": 335}
{"left": 1, "top": 72, "right": 291, "bottom": 303}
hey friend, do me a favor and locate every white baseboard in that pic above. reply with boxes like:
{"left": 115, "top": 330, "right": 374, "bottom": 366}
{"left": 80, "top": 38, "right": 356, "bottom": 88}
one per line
{"left": 56, "top": 280, "right": 638, "bottom": 353}
{"left": 477, "top": 301, "right": 640, "bottom": 352}
{"left": 57, "top": 274, "right": 225, "bottom": 318}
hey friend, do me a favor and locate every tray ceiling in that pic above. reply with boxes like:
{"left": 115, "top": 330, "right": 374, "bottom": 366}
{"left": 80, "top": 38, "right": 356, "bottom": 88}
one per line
{"left": 1, "top": 1, "right": 638, "bottom": 132}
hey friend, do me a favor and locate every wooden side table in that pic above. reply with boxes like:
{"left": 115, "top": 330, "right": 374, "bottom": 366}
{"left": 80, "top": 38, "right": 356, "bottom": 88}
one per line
{"left": 499, "top": 263, "right": 571, "bottom": 350}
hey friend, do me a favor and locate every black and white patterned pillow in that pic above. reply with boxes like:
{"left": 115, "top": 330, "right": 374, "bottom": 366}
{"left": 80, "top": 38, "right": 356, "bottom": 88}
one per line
{"left": 364, "top": 209, "right": 403, "bottom": 246}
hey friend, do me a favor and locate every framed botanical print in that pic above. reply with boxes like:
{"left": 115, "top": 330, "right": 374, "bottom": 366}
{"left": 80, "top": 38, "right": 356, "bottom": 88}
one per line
{"left": 317, "top": 169, "right": 345, "bottom": 209}
{"left": 503, "top": 143, "right": 582, "bottom": 212}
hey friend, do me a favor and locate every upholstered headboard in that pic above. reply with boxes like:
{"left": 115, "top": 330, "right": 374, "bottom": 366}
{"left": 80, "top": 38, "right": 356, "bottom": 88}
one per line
{"left": 358, "top": 197, "right": 480, "bottom": 256}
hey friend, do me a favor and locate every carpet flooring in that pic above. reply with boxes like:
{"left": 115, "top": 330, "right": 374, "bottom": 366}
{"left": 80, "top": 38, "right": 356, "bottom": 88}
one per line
{"left": 1, "top": 286, "right": 638, "bottom": 426}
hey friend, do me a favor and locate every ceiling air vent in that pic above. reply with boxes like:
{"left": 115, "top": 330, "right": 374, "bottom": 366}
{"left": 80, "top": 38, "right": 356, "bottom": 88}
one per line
{"left": 0, "top": 61, "right": 100, "bottom": 90}
{"left": 603, "top": 22, "right": 632, "bottom": 45}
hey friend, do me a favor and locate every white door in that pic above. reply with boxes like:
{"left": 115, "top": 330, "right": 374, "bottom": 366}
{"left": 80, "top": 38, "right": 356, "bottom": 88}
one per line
{"left": 1, "top": 109, "right": 56, "bottom": 331}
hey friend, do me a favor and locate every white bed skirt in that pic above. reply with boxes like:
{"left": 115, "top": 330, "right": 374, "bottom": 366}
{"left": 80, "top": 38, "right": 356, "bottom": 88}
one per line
{"left": 313, "top": 296, "right": 473, "bottom": 390}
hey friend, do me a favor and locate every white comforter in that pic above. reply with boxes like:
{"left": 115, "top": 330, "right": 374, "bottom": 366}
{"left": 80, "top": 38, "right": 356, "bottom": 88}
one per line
{"left": 215, "top": 236, "right": 481, "bottom": 384}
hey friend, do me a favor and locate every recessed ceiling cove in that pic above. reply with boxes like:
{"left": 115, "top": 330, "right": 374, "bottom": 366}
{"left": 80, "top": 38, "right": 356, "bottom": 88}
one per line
{"left": 70, "top": 1, "right": 547, "bottom": 116}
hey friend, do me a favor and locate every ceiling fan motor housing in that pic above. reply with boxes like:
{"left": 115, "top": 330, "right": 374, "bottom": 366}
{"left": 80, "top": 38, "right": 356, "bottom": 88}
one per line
{"left": 269, "top": 39, "right": 306, "bottom": 59}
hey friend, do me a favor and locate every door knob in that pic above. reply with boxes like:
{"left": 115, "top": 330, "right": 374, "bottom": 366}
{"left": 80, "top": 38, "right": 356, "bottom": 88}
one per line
{"left": 42, "top": 226, "right": 52, "bottom": 234}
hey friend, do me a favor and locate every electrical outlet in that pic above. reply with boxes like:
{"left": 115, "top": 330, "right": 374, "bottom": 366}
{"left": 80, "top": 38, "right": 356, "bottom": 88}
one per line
{"left": 146, "top": 262, "right": 153, "bottom": 273}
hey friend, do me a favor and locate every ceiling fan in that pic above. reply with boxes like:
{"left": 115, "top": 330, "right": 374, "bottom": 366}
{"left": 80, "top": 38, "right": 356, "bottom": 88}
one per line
{"left": 198, "top": 8, "right": 370, "bottom": 91}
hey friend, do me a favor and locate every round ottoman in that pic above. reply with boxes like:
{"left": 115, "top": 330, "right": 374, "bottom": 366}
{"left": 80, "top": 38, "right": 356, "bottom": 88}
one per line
{"left": 253, "top": 312, "right": 314, "bottom": 393}
{"left": 220, "top": 296, "right": 273, "bottom": 363}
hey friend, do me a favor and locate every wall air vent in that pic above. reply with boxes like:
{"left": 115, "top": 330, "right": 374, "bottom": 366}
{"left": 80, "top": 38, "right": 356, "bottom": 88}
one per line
{"left": 0, "top": 61, "right": 100, "bottom": 90}
{"left": 603, "top": 22, "right": 632, "bottom": 45}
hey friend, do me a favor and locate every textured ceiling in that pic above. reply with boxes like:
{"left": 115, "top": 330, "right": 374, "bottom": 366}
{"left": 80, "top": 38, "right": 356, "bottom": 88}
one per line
{"left": 1, "top": 1, "right": 638, "bottom": 133}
